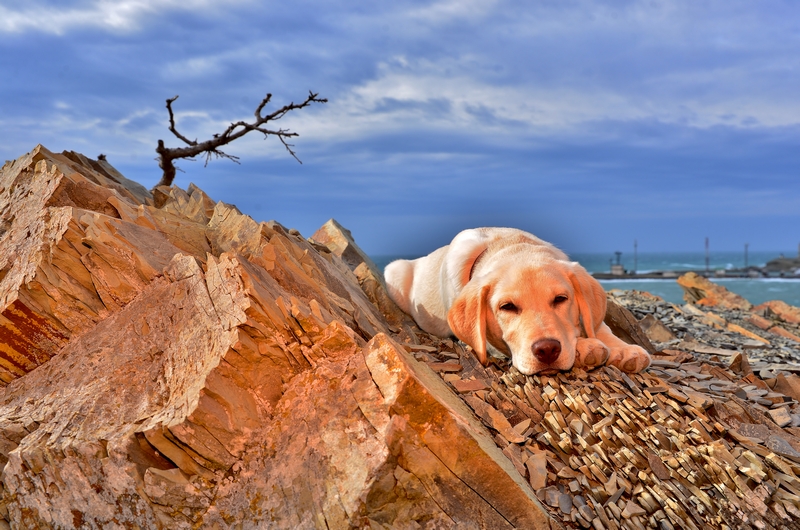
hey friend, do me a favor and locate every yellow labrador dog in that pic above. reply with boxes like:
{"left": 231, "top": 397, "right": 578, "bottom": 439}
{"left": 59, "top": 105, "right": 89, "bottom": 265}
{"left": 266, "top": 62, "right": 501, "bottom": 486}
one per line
{"left": 384, "top": 228, "right": 651, "bottom": 375}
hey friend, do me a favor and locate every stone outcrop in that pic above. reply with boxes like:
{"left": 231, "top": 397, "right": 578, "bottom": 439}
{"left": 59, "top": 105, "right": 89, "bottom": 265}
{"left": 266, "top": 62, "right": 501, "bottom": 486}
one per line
{"left": 765, "top": 256, "right": 800, "bottom": 274}
{"left": 310, "top": 218, "right": 420, "bottom": 345}
{"left": 755, "top": 300, "right": 800, "bottom": 325}
{"left": 603, "top": 300, "right": 657, "bottom": 354}
{"left": 3, "top": 146, "right": 800, "bottom": 529}
{"left": 0, "top": 146, "right": 553, "bottom": 528}
{"left": 676, "top": 271, "right": 753, "bottom": 310}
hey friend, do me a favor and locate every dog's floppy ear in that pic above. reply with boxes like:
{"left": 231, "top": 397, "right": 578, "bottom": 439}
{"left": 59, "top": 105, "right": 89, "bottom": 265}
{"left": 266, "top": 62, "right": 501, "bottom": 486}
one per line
{"left": 447, "top": 282, "right": 491, "bottom": 365}
{"left": 568, "top": 263, "right": 607, "bottom": 338}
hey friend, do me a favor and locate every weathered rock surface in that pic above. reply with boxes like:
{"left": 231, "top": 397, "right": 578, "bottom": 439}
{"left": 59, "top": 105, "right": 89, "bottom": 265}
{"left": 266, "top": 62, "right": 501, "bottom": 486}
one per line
{"left": 677, "top": 272, "right": 752, "bottom": 310}
{"left": 0, "top": 146, "right": 554, "bottom": 528}
{"left": 0, "top": 146, "right": 164, "bottom": 383}
{"left": 604, "top": 300, "right": 657, "bottom": 354}
{"left": 310, "top": 218, "right": 380, "bottom": 274}
{"left": 311, "top": 218, "right": 420, "bottom": 344}
{"left": 4, "top": 145, "right": 800, "bottom": 529}
{"left": 755, "top": 300, "right": 800, "bottom": 325}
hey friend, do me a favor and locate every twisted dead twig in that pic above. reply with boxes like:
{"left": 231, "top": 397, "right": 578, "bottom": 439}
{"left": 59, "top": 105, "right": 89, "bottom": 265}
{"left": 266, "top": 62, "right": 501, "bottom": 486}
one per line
{"left": 154, "top": 91, "right": 327, "bottom": 188}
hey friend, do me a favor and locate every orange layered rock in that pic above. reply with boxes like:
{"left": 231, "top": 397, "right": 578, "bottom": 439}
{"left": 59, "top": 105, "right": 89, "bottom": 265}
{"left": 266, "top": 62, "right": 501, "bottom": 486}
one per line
{"left": 769, "top": 325, "right": 800, "bottom": 343}
{"left": 310, "top": 217, "right": 380, "bottom": 273}
{"left": 676, "top": 271, "right": 753, "bottom": 310}
{"left": 204, "top": 334, "right": 550, "bottom": 529}
{"left": 312, "top": 217, "right": 421, "bottom": 343}
{"left": 0, "top": 146, "right": 555, "bottom": 528}
{"left": 0, "top": 146, "right": 173, "bottom": 383}
{"left": 755, "top": 299, "right": 800, "bottom": 325}
{"left": 5, "top": 145, "right": 800, "bottom": 530}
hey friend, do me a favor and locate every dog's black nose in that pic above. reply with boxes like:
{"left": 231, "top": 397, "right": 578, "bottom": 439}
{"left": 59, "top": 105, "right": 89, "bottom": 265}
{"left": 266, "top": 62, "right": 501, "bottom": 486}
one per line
{"left": 532, "top": 339, "right": 561, "bottom": 364}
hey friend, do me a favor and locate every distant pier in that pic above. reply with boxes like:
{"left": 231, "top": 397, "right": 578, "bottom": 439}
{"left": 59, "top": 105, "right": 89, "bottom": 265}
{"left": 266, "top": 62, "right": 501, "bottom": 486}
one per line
{"left": 593, "top": 268, "right": 800, "bottom": 280}
{"left": 594, "top": 249, "right": 800, "bottom": 280}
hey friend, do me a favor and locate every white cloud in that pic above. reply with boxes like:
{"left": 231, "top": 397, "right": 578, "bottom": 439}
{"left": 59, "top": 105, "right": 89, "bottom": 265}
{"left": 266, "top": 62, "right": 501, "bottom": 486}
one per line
{"left": 279, "top": 56, "right": 796, "bottom": 151}
{"left": 3, "top": 0, "right": 798, "bottom": 178}
{"left": 407, "top": 0, "right": 499, "bottom": 23}
{"left": 114, "top": 108, "right": 156, "bottom": 129}
{"left": 161, "top": 56, "right": 224, "bottom": 80}
{"left": 0, "top": 0, "right": 250, "bottom": 35}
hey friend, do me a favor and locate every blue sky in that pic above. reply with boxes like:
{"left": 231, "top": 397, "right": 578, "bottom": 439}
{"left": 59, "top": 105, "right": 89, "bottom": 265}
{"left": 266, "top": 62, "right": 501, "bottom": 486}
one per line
{"left": 1, "top": 1, "right": 798, "bottom": 257}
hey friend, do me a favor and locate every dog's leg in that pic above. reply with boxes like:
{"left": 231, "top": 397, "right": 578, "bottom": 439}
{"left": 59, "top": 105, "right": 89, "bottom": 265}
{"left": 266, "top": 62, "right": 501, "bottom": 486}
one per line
{"left": 595, "top": 323, "right": 651, "bottom": 373}
{"left": 575, "top": 338, "right": 609, "bottom": 369}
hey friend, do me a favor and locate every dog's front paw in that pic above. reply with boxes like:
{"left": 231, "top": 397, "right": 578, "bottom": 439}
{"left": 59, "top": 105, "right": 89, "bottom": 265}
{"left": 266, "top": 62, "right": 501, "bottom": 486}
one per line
{"left": 607, "top": 344, "right": 651, "bottom": 373}
{"left": 575, "top": 338, "right": 609, "bottom": 369}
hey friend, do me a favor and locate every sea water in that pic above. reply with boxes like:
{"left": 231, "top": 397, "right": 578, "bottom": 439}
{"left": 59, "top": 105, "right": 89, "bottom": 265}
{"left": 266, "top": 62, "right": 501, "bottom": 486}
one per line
{"left": 372, "top": 251, "right": 800, "bottom": 307}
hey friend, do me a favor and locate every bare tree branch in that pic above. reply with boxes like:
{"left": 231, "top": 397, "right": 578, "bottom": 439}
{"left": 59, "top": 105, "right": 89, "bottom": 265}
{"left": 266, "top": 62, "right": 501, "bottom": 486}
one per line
{"left": 154, "top": 91, "right": 327, "bottom": 188}
{"left": 165, "top": 95, "right": 198, "bottom": 147}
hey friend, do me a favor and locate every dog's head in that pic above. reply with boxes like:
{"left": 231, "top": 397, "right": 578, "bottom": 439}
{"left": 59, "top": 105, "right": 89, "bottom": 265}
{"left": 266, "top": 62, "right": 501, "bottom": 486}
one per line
{"left": 447, "top": 257, "right": 606, "bottom": 375}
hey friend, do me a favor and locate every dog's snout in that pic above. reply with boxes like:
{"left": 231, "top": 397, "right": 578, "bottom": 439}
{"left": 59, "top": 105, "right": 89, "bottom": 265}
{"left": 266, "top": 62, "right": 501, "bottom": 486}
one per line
{"left": 532, "top": 339, "right": 561, "bottom": 364}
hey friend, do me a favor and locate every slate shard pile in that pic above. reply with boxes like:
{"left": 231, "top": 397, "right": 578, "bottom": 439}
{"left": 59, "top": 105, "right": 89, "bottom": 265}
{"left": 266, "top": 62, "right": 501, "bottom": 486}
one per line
{"left": 0, "top": 146, "right": 552, "bottom": 529}
{"left": 413, "top": 282, "right": 800, "bottom": 529}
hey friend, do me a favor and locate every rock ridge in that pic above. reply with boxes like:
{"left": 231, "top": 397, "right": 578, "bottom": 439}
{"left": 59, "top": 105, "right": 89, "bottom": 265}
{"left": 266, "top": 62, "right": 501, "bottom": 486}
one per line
{"left": 2, "top": 146, "right": 800, "bottom": 529}
{"left": 0, "top": 146, "right": 553, "bottom": 528}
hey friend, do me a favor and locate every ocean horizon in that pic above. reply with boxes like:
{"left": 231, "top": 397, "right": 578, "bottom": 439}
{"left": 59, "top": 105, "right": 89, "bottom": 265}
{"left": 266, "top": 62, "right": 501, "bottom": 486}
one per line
{"left": 371, "top": 250, "right": 800, "bottom": 307}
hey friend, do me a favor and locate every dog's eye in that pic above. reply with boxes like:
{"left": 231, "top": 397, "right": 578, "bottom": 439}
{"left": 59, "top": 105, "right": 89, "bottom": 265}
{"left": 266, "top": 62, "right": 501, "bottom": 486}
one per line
{"left": 553, "top": 295, "right": 568, "bottom": 305}
{"left": 499, "top": 302, "right": 518, "bottom": 312}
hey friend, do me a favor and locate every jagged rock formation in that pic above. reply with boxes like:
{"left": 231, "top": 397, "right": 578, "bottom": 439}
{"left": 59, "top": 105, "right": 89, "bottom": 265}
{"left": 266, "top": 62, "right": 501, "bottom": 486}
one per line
{"left": 755, "top": 300, "right": 800, "bottom": 326}
{"left": 3, "top": 146, "right": 800, "bottom": 529}
{"left": 0, "top": 146, "right": 552, "bottom": 528}
{"left": 676, "top": 272, "right": 752, "bottom": 311}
